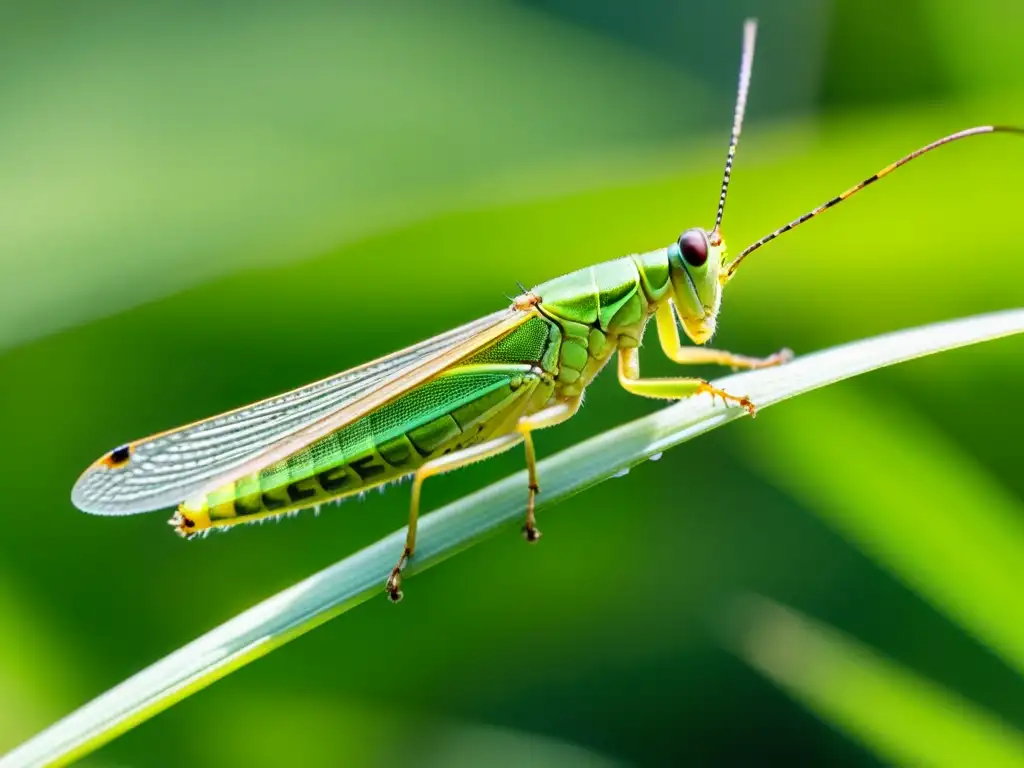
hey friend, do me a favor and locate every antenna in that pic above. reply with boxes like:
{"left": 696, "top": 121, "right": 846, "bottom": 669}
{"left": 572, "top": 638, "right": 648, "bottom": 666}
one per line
{"left": 710, "top": 18, "right": 758, "bottom": 245}
{"left": 725, "top": 125, "right": 1024, "bottom": 279}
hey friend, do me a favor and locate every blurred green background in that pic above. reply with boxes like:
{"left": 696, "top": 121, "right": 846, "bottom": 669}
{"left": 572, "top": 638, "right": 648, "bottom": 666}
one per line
{"left": 2, "top": 0, "right": 1023, "bottom": 765}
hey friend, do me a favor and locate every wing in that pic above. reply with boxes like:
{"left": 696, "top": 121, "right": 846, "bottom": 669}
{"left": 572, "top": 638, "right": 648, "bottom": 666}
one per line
{"left": 72, "top": 307, "right": 530, "bottom": 515}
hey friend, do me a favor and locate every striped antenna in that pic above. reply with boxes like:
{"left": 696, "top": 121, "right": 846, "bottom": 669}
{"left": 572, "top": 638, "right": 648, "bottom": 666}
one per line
{"left": 710, "top": 18, "right": 758, "bottom": 245}
{"left": 725, "top": 125, "right": 1024, "bottom": 279}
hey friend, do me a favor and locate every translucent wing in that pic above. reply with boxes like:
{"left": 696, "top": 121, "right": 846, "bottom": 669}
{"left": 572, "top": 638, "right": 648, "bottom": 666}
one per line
{"left": 72, "top": 308, "right": 528, "bottom": 515}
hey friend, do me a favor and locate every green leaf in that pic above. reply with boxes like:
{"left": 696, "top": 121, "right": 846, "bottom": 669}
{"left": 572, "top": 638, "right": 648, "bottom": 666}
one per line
{"left": 739, "top": 387, "right": 1024, "bottom": 675}
{"left": 3, "top": 308, "right": 1023, "bottom": 768}
{"left": 724, "top": 595, "right": 1024, "bottom": 768}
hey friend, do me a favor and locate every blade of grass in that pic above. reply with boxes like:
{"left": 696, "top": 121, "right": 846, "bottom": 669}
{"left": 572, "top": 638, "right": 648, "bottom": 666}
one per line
{"left": 724, "top": 595, "right": 1024, "bottom": 768}
{"left": 739, "top": 388, "right": 1024, "bottom": 675}
{"left": 4, "top": 308, "right": 1023, "bottom": 768}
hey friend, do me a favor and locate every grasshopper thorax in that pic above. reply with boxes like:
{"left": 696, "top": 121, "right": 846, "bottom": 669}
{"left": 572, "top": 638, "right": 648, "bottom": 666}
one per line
{"left": 667, "top": 228, "right": 727, "bottom": 345}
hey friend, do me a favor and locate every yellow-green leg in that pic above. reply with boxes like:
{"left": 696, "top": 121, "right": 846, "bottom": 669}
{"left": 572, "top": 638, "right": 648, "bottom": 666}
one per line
{"left": 385, "top": 397, "right": 582, "bottom": 602}
{"left": 655, "top": 302, "right": 793, "bottom": 370}
{"left": 618, "top": 345, "right": 756, "bottom": 414}
{"left": 386, "top": 433, "right": 523, "bottom": 602}
{"left": 515, "top": 397, "right": 582, "bottom": 542}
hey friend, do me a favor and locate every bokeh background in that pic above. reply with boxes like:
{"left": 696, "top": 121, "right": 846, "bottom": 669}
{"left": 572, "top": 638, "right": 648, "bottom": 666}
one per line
{"left": 2, "top": 1, "right": 1023, "bottom": 765}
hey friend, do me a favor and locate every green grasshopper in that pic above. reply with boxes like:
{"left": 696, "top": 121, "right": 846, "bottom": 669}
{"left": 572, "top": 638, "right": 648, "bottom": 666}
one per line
{"left": 72, "top": 20, "right": 1022, "bottom": 601}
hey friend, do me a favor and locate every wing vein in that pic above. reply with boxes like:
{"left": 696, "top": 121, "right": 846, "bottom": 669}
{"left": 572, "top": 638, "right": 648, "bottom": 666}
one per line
{"left": 72, "top": 308, "right": 528, "bottom": 515}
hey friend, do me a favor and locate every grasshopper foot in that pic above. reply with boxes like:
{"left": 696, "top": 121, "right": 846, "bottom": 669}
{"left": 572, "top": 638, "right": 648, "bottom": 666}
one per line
{"left": 727, "top": 347, "right": 794, "bottom": 371}
{"left": 386, "top": 570, "right": 404, "bottom": 603}
{"left": 386, "top": 547, "right": 410, "bottom": 603}
{"left": 697, "top": 382, "right": 757, "bottom": 416}
{"left": 522, "top": 482, "right": 541, "bottom": 542}
{"left": 761, "top": 347, "right": 794, "bottom": 368}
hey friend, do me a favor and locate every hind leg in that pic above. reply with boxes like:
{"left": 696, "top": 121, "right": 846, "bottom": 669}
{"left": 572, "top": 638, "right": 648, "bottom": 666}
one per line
{"left": 386, "top": 434, "right": 524, "bottom": 602}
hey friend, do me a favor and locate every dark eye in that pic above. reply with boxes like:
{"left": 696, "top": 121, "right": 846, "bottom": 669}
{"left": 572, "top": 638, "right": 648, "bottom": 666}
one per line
{"left": 678, "top": 229, "right": 708, "bottom": 267}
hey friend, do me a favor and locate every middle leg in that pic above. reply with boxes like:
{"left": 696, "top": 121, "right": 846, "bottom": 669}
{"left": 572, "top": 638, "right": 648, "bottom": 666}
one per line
{"left": 515, "top": 397, "right": 582, "bottom": 542}
{"left": 618, "top": 346, "right": 756, "bottom": 414}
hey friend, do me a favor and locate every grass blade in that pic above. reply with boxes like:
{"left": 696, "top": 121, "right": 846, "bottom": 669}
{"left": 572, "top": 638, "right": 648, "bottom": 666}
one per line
{"left": 740, "top": 388, "right": 1024, "bottom": 674}
{"left": 725, "top": 595, "right": 1024, "bottom": 768}
{"left": 4, "top": 308, "right": 1023, "bottom": 768}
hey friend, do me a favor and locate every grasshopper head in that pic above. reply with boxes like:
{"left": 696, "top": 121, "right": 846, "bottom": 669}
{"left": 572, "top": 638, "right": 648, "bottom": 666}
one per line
{"left": 667, "top": 228, "right": 727, "bottom": 344}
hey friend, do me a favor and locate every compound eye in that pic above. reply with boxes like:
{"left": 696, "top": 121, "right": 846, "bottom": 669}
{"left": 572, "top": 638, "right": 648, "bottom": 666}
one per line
{"left": 678, "top": 229, "right": 708, "bottom": 267}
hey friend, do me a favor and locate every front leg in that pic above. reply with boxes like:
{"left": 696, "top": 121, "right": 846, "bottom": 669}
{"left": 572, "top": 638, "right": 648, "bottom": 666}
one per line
{"left": 617, "top": 346, "right": 756, "bottom": 415}
{"left": 655, "top": 302, "right": 792, "bottom": 370}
